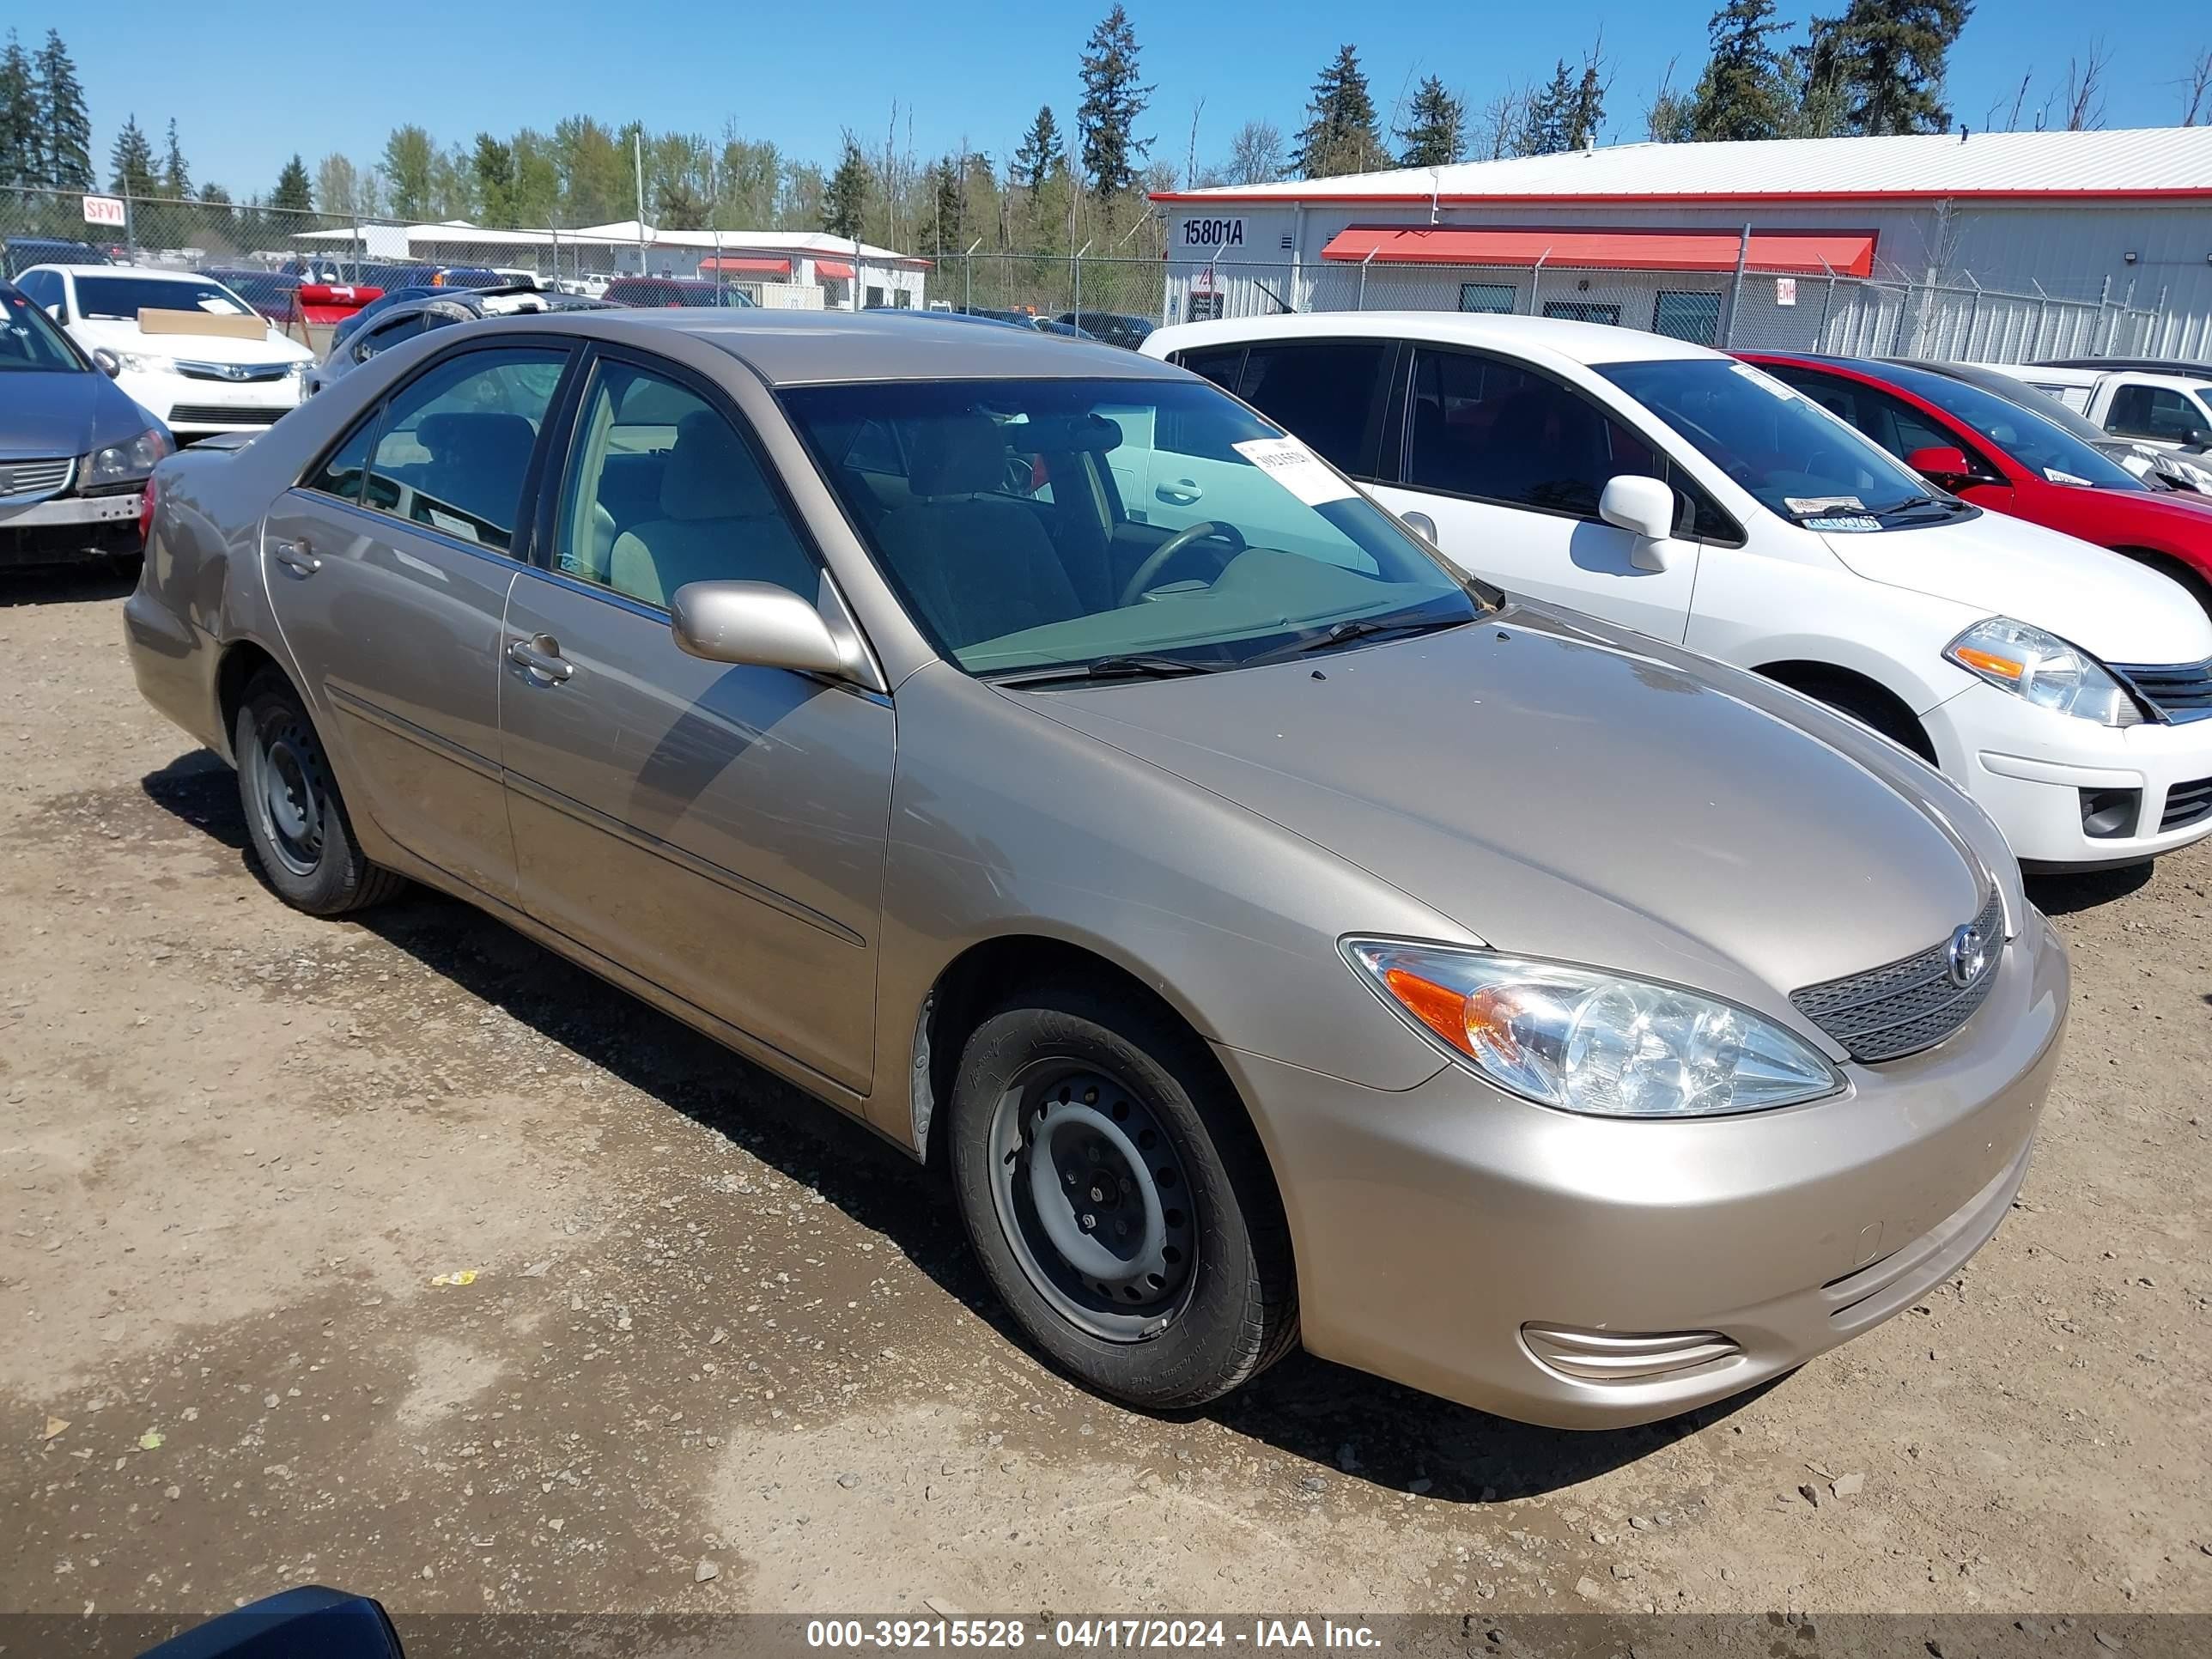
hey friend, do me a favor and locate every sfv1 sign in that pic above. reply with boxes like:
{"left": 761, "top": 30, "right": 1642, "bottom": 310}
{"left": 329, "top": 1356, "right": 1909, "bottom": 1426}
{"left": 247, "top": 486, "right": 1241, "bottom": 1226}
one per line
{"left": 1181, "top": 217, "right": 1245, "bottom": 250}
{"left": 82, "top": 194, "right": 126, "bottom": 228}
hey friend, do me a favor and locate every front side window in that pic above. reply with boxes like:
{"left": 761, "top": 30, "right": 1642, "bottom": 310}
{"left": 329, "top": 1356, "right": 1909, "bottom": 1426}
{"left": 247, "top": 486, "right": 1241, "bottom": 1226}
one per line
{"left": 71, "top": 275, "right": 256, "bottom": 321}
{"left": 1407, "top": 348, "right": 1659, "bottom": 519}
{"left": 1763, "top": 366, "right": 1962, "bottom": 464}
{"left": 1874, "top": 362, "right": 2143, "bottom": 489}
{"left": 1599, "top": 356, "right": 1956, "bottom": 526}
{"left": 554, "top": 361, "right": 817, "bottom": 607}
{"left": 1233, "top": 340, "right": 1394, "bottom": 476}
{"left": 358, "top": 347, "right": 568, "bottom": 552}
{"left": 781, "top": 376, "right": 1478, "bottom": 678}
{"left": 2106, "top": 384, "right": 2209, "bottom": 445}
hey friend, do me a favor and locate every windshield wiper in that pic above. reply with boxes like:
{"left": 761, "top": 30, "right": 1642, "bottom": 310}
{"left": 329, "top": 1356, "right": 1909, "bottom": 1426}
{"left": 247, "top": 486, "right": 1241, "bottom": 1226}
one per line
{"left": 988, "top": 654, "right": 1226, "bottom": 689}
{"left": 1239, "top": 612, "right": 1469, "bottom": 668}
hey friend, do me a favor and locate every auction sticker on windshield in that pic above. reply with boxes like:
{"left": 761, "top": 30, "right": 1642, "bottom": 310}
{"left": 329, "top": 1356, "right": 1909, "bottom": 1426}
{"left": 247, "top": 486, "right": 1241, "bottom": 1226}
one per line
{"left": 1232, "top": 437, "right": 1355, "bottom": 507}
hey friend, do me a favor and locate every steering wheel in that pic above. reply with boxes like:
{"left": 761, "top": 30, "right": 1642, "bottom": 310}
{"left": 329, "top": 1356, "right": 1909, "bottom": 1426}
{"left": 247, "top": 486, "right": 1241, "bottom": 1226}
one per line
{"left": 1120, "top": 520, "right": 1246, "bottom": 607}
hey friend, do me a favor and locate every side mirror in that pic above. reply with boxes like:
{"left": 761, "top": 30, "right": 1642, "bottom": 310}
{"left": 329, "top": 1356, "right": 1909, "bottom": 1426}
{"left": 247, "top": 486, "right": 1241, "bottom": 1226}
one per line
{"left": 2185, "top": 428, "right": 2212, "bottom": 450}
{"left": 671, "top": 580, "right": 850, "bottom": 677}
{"left": 1400, "top": 509, "right": 1438, "bottom": 544}
{"left": 91, "top": 347, "right": 121, "bottom": 378}
{"left": 1598, "top": 474, "right": 1679, "bottom": 570}
{"left": 46, "top": 301, "right": 66, "bottom": 323}
{"left": 1906, "top": 445, "right": 1976, "bottom": 487}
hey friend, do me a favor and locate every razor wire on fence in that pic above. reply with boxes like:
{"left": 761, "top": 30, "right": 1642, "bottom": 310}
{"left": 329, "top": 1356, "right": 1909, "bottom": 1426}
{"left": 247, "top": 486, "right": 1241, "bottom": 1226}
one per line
{"left": 3, "top": 184, "right": 2191, "bottom": 364}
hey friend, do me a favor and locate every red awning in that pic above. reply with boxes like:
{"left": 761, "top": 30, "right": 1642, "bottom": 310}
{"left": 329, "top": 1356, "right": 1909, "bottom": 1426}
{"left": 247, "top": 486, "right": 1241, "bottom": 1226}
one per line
{"left": 1319, "top": 225, "right": 1876, "bottom": 278}
{"left": 698, "top": 255, "right": 789, "bottom": 276}
{"left": 813, "top": 258, "right": 856, "bottom": 280}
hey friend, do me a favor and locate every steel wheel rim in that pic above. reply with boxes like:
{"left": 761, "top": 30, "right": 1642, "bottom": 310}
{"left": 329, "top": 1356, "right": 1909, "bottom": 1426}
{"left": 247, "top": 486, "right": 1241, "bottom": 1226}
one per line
{"left": 252, "top": 716, "right": 325, "bottom": 878}
{"left": 987, "top": 1060, "right": 1197, "bottom": 1343}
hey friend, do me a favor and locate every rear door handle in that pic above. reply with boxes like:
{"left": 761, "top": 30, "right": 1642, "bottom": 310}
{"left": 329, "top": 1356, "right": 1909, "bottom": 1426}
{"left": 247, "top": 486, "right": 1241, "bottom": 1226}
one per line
{"left": 507, "top": 635, "right": 574, "bottom": 684}
{"left": 1156, "top": 478, "right": 1203, "bottom": 505}
{"left": 270, "top": 539, "right": 320, "bottom": 575}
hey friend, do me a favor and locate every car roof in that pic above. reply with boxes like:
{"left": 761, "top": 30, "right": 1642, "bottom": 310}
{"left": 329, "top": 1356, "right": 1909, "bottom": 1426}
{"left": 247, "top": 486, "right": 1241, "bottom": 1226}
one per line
{"left": 34, "top": 264, "right": 216, "bottom": 279}
{"left": 2039, "top": 356, "right": 2212, "bottom": 376}
{"left": 1145, "top": 309, "right": 1720, "bottom": 368}
{"left": 493, "top": 307, "right": 1182, "bottom": 385}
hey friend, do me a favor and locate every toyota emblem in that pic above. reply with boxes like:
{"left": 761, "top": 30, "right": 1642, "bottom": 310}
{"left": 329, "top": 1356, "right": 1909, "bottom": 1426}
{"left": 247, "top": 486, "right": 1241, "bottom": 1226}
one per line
{"left": 1945, "top": 924, "right": 1989, "bottom": 988}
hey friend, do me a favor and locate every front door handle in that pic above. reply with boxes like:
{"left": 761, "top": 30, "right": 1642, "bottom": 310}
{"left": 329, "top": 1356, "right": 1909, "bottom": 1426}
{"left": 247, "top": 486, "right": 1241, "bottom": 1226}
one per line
{"left": 1155, "top": 478, "right": 1203, "bottom": 505}
{"left": 508, "top": 635, "right": 574, "bottom": 684}
{"left": 270, "top": 539, "right": 320, "bottom": 575}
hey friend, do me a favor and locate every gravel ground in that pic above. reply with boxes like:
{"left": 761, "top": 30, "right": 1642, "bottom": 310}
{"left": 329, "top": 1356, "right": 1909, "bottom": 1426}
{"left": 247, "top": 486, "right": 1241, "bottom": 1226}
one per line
{"left": 3, "top": 571, "right": 2209, "bottom": 1627}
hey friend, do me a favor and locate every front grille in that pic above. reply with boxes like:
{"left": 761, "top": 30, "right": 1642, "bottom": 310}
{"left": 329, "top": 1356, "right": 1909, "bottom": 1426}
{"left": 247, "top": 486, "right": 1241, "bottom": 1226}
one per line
{"left": 168, "top": 404, "right": 286, "bottom": 428}
{"left": 0, "top": 457, "right": 76, "bottom": 503}
{"left": 2163, "top": 775, "right": 2212, "bottom": 832}
{"left": 175, "top": 360, "right": 293, "bottom": 383}
{"left": 2112, "top": 659, "right": 2212, "bottom": 723}
{"left": 1790, "top": 887, "right": 2005, "bottom": 1064}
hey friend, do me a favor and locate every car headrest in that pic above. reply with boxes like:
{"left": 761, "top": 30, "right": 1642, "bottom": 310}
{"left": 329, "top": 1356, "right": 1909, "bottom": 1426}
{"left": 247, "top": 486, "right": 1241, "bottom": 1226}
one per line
{"left": 660, "top": 410, "right": 775, "bottom": 521}
{"left": 908, "top": 414, "right": 1009, "bottom": 496}
{"left": 415, "top": 412, "right": 536, "bottom": 477}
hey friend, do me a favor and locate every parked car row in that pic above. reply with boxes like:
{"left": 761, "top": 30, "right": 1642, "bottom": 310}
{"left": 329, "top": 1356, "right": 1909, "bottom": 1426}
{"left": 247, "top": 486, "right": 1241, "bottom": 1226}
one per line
{"left": 124, "top": 307, "right": 2078, "bottom": 1433}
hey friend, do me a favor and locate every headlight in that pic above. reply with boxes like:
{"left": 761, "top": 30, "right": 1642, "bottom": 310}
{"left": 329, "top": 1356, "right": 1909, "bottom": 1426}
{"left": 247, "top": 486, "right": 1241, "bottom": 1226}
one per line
{"left": 109, "top": 349, "right": 176, "bottom": 375}
{"left": 1343, "top": 940, "right": 1843, "bottom": 1118}
{"left": 1944, "top": 617, "right": 2142, "bottom": 727}
{"left": 81, "top": 427, "right": 171, "bottom": 489}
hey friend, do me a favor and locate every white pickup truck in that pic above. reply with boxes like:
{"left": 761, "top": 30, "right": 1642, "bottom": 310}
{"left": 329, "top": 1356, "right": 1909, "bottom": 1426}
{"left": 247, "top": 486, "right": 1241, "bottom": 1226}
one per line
{"left": 1978, "top": 361, "right": 2212, "bottom": 487}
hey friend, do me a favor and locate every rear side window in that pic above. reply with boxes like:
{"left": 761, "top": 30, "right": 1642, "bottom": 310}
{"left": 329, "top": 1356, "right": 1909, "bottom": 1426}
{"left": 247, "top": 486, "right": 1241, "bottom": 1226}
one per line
{"left": 1406, "top": 348, "right": 1656, "bottom": 519}
{"left": 1234, "top": 339, "right": 1395, "bottom": 477}
{"left": 358, "top": 348, "right": 568, "bottom": 552}
{"left": 1172, "top": 344, "right": 1246, "bottom": 392}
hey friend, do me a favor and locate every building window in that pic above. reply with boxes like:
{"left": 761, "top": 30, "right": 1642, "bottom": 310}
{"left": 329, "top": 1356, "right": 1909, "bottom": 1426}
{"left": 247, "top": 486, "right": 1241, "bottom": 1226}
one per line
{"left": 1652, "top": 291, "right": 1723, "bottom": 346}
{"left": 1458, "top": 283, "right": 1515, "bottom": 314}
{"left": 1542, "top": 301, "right": 1621, "bottom": 326}
{"left": 866, "top": 284, "right": 887, "bottom": 309}
{"left": 892, "top": 289, "right": 913, "bottom": 308}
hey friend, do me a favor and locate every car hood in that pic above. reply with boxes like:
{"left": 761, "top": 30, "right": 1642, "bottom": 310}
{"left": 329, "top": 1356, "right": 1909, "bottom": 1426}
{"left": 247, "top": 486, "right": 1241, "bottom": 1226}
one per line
{"left": 1820, "top": 509, "right": 2212, "bottom": 664}
{"left": 0, "top": 368, "right": 155, "bottom": 459}
{"left": 1012, "top": 607, "right": 1993, "bottom": 1011}
{"left": 74, "top": 315, "right": 313, "bottom": 364}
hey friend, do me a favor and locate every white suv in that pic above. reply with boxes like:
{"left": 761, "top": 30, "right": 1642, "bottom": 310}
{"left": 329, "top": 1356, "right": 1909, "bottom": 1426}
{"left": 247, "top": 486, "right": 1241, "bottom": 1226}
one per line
{"left": 1144, "top": 313, "right": 2212, "bottom": 872}
{"left": 15, "top": 265, "right": 313, "bottom": 438}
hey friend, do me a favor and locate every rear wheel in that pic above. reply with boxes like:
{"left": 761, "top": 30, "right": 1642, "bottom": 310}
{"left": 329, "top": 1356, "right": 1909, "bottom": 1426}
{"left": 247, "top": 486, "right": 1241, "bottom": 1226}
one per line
{"left": 234, "top": 672, "right": 404, "bottom": 915}
{"left": 947, "top": 984, "right": 1297, "bottom": 1410}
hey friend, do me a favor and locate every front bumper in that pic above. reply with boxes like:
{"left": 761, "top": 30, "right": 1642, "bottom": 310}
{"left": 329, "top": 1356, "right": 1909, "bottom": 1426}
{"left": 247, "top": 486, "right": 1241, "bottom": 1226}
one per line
{"left": 1925, "top": 680, "right": 2212, "bottom": 866}
{"left": 117, "top": 368, "right": 302, "bottom": 435}
{"left": 1216, "top": 911, "right": 2069, "bottom": 1430}
{"left": 0, "top": 491, "right": 143, "bottom": 565}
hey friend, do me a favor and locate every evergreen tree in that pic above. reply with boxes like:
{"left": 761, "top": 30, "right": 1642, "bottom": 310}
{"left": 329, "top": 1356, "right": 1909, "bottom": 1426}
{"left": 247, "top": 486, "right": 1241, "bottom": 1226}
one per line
{"left": 1395, "top": 76, "right": 1466, "bottom": 168}
{"left": 822, "top": 132, "right": 871, "bottom": 239}
{"left": 36, "top": 29, "right": 93, "bottom": 190}
{"left": 1688, "top": 0, "right": 1794, "bottom": 140}
{"left": 1293, "top": 45, "right": 1384, "bottom": 178}
{"left": 1012, "top": 105, "right": 1063, "bottom": 193}
{"left": 1515, "top": 61, "right": 1577, "bottom": 155}
{"left": 1566, "top": 47, "right": 1609, "bottom": 149}
{"left": 1821, "top": 0, "right": 1972, "bottom": 135}
{"left": 1076, "top": 5, "right": 1152, "bottom": 195}
{"left": 161, "top": 118, "right": 191, "bottom": 198}
{"left": 271, "top": 153, "right": 313, "bottom": 215}
{"left": 108, "top": 115, "right": 157, "bottom": 198}
{"left": 472, "top": 133, "right": 516, "bottom": 225}
{"left": 920, "top": 154, "right": 965, "bottom": 254}
{"left": 0, "top": 32, "right": 39, "bottom": 188}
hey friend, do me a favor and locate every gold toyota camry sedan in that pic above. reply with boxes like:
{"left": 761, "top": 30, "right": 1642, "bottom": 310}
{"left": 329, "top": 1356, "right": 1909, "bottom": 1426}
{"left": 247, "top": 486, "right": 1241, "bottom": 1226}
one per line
{"left": 123, "top": 309, "right": 2068, "bottom": 1427}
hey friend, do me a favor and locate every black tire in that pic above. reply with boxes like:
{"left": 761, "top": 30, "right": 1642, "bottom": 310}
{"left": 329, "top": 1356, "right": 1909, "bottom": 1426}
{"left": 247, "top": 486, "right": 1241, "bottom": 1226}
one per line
{"left": 947, "top": 982, "right": 1297, "bottom": 1410}
{"left": 233, "top": 671, "right": 404, "bottom": 915}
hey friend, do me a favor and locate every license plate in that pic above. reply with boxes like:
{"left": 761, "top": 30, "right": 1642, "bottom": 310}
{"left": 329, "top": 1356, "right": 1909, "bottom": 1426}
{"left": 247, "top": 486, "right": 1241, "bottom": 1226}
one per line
{"left": 87, "top": 495, "right": 139, "bottom": 521}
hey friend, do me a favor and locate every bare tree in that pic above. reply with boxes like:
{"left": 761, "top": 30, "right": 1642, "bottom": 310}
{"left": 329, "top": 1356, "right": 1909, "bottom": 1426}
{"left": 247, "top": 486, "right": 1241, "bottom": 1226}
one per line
{"left": 1984, "top": 69, "right": 2033, "bottom": 132}
{"left": 1185, "top": 98, "right": 1205, "bottom": 188}
{"left": 1476, "top": 82, "right": 1531, "bottom": 161}
{"left": 2181, "top": 47, "right": 2212, "bottom": 125}
{"left": 1221, "top": 119, "right": 1285, "bottom": 187}
{"left": 2063, "top": 40, "right": 2112, "bottom": 131}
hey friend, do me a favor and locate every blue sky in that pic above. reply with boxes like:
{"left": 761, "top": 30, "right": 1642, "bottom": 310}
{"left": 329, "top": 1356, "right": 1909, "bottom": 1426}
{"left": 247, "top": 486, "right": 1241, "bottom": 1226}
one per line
{"left": 46, "top": 0, "right": 2202, "bottom": 202}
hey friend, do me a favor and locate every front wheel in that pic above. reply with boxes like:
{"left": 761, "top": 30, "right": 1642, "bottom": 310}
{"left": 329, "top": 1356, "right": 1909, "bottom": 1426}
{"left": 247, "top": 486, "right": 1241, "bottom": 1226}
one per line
{"left": 947, "top": 984, "right": 1297, "bottom": 1410}
{"left": 234, "top": 672, "right": 404, "bottom": 915}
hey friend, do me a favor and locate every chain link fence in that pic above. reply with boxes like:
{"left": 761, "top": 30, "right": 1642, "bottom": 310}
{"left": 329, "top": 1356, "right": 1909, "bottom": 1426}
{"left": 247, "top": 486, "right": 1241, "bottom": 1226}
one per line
{"left": 8, "top": 185, "right": 2197, "bottom": 364}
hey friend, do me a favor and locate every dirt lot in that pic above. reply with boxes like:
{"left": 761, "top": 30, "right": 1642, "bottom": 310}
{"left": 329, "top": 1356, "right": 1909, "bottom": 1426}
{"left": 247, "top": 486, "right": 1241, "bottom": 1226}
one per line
{"left": 3, "top": 572, "right": 2209, "bottom": 1629}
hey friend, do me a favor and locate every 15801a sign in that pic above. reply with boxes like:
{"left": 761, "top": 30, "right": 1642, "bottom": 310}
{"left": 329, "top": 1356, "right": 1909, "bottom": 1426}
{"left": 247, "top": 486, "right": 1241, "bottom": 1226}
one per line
{"left": 1180, "top": 217, "right": 1245, "bottom": 249}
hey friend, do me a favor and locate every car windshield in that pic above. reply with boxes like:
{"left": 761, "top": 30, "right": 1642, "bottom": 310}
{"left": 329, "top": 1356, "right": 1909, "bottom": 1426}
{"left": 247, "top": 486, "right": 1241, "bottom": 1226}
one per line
{"left": 781, "top": 376, "right": 1482, "bottom": 678}
{"left": 1, "top": 286, "right": 88, "bottom": 371}
{"left": 1599, "top": 356, "right": 1947, "bottom": 524}
{"left": 1879, "top": 361, "right": 2143, "bottom": 489}
{"left": 74, "top": 275, "right": 256, "bottom": 321}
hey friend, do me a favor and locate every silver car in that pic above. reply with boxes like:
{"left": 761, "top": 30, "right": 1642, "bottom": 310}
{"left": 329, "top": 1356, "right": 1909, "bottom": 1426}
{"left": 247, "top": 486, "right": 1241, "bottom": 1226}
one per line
{"left": 124, "top": 311, "right": 2067, "bottom": 1428}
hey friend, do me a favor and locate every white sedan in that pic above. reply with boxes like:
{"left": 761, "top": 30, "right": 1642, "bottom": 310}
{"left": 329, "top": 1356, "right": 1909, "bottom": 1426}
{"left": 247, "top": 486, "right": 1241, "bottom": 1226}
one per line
{"left": 1146, "top": 312, "right": 2212, "bottom": 872}
{"left": 13, "top": 265, "right": 313, "bottom": 438}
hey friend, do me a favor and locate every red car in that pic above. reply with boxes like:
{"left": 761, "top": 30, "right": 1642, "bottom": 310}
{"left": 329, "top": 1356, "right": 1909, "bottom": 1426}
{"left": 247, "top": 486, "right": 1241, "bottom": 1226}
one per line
{"left": 1740, "top": 352, "right": 2212, "bottom": 617}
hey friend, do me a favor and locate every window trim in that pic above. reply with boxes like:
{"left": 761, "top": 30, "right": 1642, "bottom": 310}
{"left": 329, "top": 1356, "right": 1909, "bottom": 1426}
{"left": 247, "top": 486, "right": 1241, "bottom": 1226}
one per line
{"left": 291, "top": 333, "right": 580, "bottom": 563}
{"left": 1392, "top": 342, "right": 1745, "bottom": 546}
